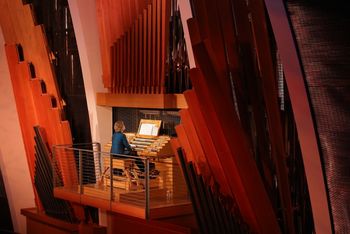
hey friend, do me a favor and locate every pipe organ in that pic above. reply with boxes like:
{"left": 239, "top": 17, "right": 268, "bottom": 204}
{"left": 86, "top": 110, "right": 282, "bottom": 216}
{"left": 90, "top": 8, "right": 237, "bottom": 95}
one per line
{"left": 98, "top": 0, "right": 190, "bottom": 95}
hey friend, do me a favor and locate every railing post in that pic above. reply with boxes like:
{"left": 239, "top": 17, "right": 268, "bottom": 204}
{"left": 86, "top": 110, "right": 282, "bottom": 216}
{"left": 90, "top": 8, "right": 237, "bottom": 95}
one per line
{"left": 79, "top": 149, "right": 83, "bottom": 194}
{"left": 96, "top": 143, "right": 102, "bottom": 178}
{"left": 110, "top": 154, "right": 113, "bottom": 201}
{"left": 145, "top": 158, "right": 150, "bottom": 220}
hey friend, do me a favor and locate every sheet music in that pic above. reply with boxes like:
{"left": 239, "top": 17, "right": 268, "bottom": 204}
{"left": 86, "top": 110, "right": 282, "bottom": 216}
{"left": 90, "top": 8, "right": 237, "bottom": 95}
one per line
{"left": 139, "top": 123, "right": 154, "bottom": 135}
{"left": 151, "top": 126, "right": 159, "bottom": 136}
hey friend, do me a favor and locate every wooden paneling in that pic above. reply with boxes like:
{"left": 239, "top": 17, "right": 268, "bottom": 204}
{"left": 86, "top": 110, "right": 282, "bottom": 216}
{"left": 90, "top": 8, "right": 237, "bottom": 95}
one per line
{"left": 107, "top": 211, "right": 192, "bottom": 234}
{"left": 21, "top": 208, "right": 79, "bottom": 234}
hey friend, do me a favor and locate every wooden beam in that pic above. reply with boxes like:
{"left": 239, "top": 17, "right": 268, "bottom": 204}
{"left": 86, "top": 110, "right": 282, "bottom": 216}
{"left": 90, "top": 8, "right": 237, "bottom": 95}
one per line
{"left": 96, "top": 92, "right": 187, "bottom": 109}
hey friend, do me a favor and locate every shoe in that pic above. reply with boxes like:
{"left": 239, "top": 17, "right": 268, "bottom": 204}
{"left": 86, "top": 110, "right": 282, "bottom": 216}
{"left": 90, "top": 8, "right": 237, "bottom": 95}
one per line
{"left": 150, "top": 169, "right": 160, "bottom": 175}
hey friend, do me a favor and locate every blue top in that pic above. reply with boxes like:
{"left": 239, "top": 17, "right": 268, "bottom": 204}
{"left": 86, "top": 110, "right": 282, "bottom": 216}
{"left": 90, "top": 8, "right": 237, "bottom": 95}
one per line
{"left": 110, "top": 132, "right": 131, "bottom": 155}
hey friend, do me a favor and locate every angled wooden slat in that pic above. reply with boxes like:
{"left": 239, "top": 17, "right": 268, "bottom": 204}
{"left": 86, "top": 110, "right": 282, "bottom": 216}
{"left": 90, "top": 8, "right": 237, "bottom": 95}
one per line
{"left": 190, "top": 41, "right": 281, "bottom": 231}
{"left": 6, "top": 46, "right": 38, "bottom": 180}
{"left": 47, "top": 108, "right": 76, "bottom": 186}
{"left": 30, "top": 79, "right": 54, "bottom": 144}
{"left": 0, "top": 0, "right": 16, "bottom": 42}
{"left": 214, "top": 0, "right": 250, "bottom": 128}
{"left": 175, "top": 125, "right": 195, "bottom": 166}
{"left": 189, "top": 67, "right": 259, "bottom": 230}
{"left": 247, "top": 2, "right": 295, "bottom": 232}
{"left": 179, "top": 110, "right": 210, "bottom": 179}
{"left": 183, "top": 90, "right": 232, "bottom": 197}
{"left": 191, "top": 0, "right": 209, "bottom": 40}
{"left": 1, "top": 1, "right": 61, "bottom": 103}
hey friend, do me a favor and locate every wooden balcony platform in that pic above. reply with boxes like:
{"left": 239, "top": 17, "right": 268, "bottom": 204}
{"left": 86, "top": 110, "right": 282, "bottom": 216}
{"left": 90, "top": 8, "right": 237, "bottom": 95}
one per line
{"left": 53, "top": 183, "right": 192, "bottom": 220}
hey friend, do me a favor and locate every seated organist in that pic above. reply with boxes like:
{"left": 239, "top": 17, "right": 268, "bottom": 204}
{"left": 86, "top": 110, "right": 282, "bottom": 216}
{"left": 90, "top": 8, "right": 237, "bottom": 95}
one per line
{"left": 110, "top": 120, "right": 132, "bottom": 155}
{"left": 110, "top": 120, "right": 158, "bottom": 176}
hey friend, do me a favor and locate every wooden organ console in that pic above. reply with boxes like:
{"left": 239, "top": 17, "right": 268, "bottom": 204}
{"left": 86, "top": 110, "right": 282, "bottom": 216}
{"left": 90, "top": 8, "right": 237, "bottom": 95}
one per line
{"left": 126, "top": 119, "right": 173, "bottom": 157}
{"left": 102, "top": 119, "right": 174, "bottom": 191}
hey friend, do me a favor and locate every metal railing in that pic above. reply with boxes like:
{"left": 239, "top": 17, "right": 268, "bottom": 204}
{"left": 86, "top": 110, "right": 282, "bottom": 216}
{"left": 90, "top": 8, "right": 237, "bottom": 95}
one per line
{"left": 52, "top": 143, "right": 190, "bottom": 219}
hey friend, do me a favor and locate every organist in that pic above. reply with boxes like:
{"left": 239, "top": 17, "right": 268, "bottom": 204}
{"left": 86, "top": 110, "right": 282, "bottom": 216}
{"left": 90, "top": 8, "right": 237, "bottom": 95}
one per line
{"left": 110, "top": 120, "right": 158, "bottom": 175}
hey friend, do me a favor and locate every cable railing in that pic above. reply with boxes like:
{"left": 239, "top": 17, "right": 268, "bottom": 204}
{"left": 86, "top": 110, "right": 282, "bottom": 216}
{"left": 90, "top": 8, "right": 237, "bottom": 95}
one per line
{"left": 52, "top": 143, "right": 191, "bottom": 219}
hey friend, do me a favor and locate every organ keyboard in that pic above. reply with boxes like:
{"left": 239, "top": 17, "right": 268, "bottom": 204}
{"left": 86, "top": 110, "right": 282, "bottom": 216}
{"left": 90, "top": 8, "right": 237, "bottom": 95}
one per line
{"left": 126, "top": 133, "right": 172, "bottom": 157}
{"left": 104, "top": 119, "right": 173, "bottom": 158}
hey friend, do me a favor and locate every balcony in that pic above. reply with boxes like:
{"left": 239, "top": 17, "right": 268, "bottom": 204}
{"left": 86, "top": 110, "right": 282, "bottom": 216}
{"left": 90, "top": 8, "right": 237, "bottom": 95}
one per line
{"left": 52, "top": 143, "right": 192, "bottom": 220}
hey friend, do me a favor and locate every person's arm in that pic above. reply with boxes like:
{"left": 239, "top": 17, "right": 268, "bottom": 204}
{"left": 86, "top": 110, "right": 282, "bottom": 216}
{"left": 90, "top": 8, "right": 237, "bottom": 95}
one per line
{"left": 122, "top": 134, "right": 132, "bottom": 151}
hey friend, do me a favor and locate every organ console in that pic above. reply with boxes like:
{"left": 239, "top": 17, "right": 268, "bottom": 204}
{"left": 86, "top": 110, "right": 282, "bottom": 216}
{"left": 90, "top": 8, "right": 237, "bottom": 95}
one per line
{"left": 102, "top": 119, "right": 174, "bottom": 190}
{"left": 125, "top": 119, "right": 173, "bottom": 157}
{"left": 104, "top": 119, "right": 173, "bottom": 158}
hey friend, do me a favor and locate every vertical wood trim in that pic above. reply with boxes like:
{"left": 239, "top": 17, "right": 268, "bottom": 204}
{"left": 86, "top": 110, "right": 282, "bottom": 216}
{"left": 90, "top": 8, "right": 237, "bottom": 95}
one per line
{"left": 160, "top": 0, "right": 170, "bottom": 93}
{"left": 147, "top": 4, "right": 152, "bottom": 93}
{"left": 143, "top": 8, "right": 147, "bottom": 93}
{"left": 111, "top": 44, "right": 115, "bottom": 93}
{"left": 131, "top": 24, "right": 135, "bottom": 93}
{"left": 138, "top": 15, "right": 143, "bottom": 94}
{"left": 156, "top": 0, "right": 161, "bottom": 93}
{"left": 151, "top": 0, "right": 157, "bottom": 93}
{"left": 122, "top": 34, "right": 126, "bottom": 93}
{"left": 134, "top": 19, "right": 139, "bottom": 94}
